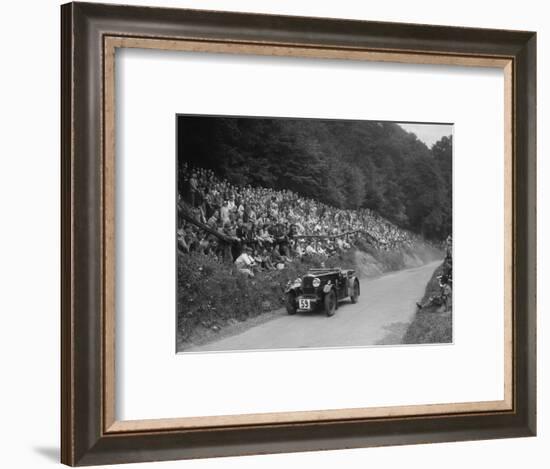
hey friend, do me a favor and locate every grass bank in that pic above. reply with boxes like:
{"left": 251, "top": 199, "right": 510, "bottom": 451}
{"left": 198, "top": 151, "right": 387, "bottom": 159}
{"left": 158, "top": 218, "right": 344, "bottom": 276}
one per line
{"left": 352, "top": 238, "right": 442, "bottom": 278}
{"left": 402, "top": 262, "right": 452, "bottom": 344}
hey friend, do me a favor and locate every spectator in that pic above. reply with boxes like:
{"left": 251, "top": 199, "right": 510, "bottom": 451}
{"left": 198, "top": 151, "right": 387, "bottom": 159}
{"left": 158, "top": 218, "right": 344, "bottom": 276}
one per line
{"left": 189, "top": 172, "right": 198, "bottom": 207}
{"left": 234, "top": 246, "right": 257, "bottom": 277}
{"left": 220, "top": 201, "right": 230, "bottom": 225}
{"left": 270, "top": 245, "right": 286, "bottom": 270}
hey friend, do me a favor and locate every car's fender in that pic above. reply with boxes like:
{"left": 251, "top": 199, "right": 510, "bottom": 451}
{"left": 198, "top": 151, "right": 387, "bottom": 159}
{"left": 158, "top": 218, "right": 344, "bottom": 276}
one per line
{"left": 322, "top": 283, "right": 338, "bottom": 309}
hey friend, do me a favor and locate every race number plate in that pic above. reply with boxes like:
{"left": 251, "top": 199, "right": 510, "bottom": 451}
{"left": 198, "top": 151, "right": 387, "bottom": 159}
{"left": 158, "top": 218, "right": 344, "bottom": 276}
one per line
{"left": 299, "top": 299, "right": 311, "bottom": 310}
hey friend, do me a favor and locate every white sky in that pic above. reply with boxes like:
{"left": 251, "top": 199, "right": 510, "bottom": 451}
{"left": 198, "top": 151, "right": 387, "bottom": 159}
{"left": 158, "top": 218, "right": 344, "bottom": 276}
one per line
{"left": 398, "top": 123, "right": 453, "bottom": 148}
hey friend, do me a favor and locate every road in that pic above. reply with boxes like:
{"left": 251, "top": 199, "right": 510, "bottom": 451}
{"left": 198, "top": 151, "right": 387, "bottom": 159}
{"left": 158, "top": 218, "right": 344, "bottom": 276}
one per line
{"left": 184, "top": 260, "right": 441, "bottom": 353}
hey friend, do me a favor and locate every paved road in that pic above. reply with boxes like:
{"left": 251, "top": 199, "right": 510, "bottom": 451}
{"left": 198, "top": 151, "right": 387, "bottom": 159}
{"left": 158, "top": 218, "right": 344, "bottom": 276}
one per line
{"left": 184, "top": 260, "right": 441, "bottom": 353}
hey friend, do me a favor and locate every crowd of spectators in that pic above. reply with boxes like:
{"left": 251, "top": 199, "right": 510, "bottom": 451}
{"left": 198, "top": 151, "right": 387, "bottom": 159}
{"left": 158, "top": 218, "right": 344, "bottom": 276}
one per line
{"left": 177, "top": 163, "right": 419, "bottom": 276}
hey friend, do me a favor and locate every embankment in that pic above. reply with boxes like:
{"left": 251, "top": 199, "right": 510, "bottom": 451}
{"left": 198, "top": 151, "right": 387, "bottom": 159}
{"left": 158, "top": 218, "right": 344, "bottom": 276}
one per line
{"left": 402, "top": 261, "right": 452, "bottom": 344}
{"left": 177, "top": 242, "right": 442, "bottom": 350}
{"left": 353, "top": 239, "right": 443, "bottom": 279}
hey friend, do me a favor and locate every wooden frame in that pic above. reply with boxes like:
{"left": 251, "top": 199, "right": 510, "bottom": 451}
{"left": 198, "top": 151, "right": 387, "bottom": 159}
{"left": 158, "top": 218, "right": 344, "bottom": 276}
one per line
{"left": 61, "top": 1, "right": 536, "bottom": 466}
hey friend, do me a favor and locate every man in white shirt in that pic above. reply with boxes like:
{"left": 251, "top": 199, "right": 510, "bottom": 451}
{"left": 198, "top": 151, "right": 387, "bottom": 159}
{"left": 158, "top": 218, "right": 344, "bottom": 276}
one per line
{"left": 220, "top": 201, "right": 230, "bottom": 225}
{"left": 234, "top": 246, "right": 256, "bottom": 277}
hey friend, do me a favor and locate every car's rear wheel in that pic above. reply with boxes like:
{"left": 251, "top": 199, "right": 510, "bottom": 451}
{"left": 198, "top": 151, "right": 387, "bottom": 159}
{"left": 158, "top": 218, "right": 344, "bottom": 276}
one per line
{"left": 350, "top": 280, "right": 360, "bottom": 304}
{"left": 286, "top": 292, "right": 297, "bottom": 315}
{"left": 324, "top": 290, "right": 336, "bottom": 317}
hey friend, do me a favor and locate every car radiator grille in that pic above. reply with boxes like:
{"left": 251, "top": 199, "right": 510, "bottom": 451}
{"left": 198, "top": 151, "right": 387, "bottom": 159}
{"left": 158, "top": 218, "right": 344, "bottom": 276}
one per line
{"left": 302, "top": 277, "right": 315, "bottom": 294}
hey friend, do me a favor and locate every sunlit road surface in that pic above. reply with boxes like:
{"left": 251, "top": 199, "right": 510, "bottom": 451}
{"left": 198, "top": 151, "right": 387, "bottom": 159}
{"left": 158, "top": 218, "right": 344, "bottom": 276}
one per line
{"left": 183, "top": 260, "right": 441, "bottom": 353}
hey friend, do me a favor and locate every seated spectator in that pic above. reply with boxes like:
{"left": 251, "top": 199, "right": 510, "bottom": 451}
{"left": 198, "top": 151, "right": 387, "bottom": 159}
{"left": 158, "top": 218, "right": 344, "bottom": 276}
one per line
{"left": 198, "top": 234, "right": 210, "bottom": 253}
{"left": 305, "top": 242, "right": 316, "bottom": 256}
{"left": 257, "top": 225, "right": 274, "bottom": 245}
{"left": 270, "top": 245, "right": 286, "bottom": 270}
{"left": 207, "top": 213, "right": 218, "bottom": 227}
{"left": 177, "top": 228, "right": 189, "bottom": 253}
{"left": 294, "top": 241, "right": 305, "bottom": 258}
{"left": 236, "top": 220, "right": 247, "bottom": 240}
{"left": 234, "top": 246, "right": 257, "bottom": 277}
{"left": 279, "top": 244, "right": 292, "bottom": 262}
{"left": 220, "top": 201, "right": 230, "bottom": 225}
{"left": 260, "top": 248, "right": 275, "bottom": 270}
{"left": 252, "top": 248, "right": 263, "bottom": 269}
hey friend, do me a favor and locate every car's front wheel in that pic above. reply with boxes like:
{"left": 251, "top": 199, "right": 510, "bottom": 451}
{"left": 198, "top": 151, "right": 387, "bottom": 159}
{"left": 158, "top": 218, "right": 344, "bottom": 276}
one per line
{"left": 286, "top": 292, "right": 297, "bottom": 315}
{"left": 324, "top": 290, "right": 336, "bottom": 317}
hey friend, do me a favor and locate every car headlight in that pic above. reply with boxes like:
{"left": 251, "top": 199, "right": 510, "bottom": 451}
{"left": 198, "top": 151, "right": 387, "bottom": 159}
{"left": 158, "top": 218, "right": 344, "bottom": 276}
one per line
{"left": 312, "top": 278, "right": 321, "bottom": 288}
{"left": 293, "top": 278, "right": 302, "bottom": 287}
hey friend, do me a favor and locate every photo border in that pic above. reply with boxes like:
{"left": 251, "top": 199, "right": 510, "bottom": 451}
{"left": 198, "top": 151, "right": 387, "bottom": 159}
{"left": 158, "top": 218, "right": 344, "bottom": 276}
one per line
{"left": 61, "top": 2, "right": 536, "bottom": 465}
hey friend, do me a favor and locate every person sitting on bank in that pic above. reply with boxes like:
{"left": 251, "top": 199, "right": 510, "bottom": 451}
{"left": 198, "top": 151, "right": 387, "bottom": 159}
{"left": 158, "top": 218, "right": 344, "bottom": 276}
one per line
{"left": 260, "top": 248, "right": 276, "bottom": 270}
{"left": 270, "top": 244, "right": 286, "bottom": 270}
{"left": 234, "top": 246, "right": 257, "bottom": 277}
{"left": 305, "top": 242, "right": 317, "bottom": 256}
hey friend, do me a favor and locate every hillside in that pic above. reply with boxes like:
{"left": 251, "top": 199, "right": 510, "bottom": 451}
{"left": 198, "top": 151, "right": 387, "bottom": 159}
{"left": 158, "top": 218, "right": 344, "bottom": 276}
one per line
{"left": 178, "top": 116, "right": 452, "bottom": 240}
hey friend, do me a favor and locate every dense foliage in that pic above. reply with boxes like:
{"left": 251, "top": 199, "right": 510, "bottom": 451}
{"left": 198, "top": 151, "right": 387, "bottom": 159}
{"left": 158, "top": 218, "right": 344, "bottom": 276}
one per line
{"left": 178, "top": 117, "right": 452, "bottom": 240}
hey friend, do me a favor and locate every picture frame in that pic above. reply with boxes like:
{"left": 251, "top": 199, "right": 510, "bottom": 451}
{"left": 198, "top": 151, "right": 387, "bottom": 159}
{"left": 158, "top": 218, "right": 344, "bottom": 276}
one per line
{"left": 60, "top": 1, "right": 536, "bottom": 466}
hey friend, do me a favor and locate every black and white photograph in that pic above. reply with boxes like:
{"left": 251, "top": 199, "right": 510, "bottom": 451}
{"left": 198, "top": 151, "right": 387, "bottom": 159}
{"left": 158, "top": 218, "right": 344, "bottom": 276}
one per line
{"left": 1, "top": 0, "right": 542, "bottom": 467}
{"left": 176, "top": 115, "right": 453, "bottom": 353}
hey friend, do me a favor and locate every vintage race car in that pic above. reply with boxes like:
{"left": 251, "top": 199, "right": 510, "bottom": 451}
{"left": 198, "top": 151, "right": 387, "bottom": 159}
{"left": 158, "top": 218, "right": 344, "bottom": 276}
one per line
{"left": 285, "top": 268, "right": 360, "bottom": 317}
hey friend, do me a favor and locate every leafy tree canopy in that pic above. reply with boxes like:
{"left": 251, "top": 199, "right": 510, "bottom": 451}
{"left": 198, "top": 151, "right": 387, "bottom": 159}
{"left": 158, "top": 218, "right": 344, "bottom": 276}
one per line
{"left": 178, "top": 116, "right": 452, "bottom": 240}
